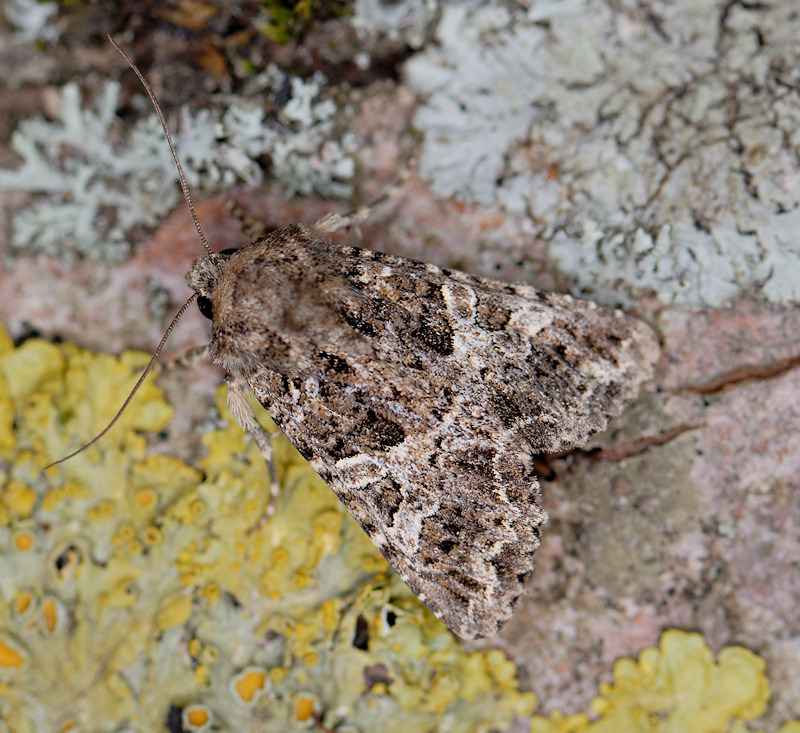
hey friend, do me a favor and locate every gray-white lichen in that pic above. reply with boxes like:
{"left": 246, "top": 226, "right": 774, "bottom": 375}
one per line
{"left": 0, "top": 71, "right": 356, "bottom": 263}
{"left": 401, "top": 1, "right": 800, "bottom": 307}
{"left": 4, "top": 0, "right": 60, "bottom": 43}
{"left": 352, "top": 0, "right": 439, "bottom": 49}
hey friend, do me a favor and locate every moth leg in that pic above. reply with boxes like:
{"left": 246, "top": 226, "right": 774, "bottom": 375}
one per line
{"left": 163, "top": 344, "right": 210, "bottom": 370}
{"left": 225, "top": 375, "right": 281, "bottom": 534}
{"left": 308, "top": 164, "right": 414, "bottom": 239}
{"left": 308, "top": 209, "right": 372, "bottom": 240}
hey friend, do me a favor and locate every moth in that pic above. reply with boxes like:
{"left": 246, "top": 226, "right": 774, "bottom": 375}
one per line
{"left": 55, "top": 39, "right": 659, "bottom": 640}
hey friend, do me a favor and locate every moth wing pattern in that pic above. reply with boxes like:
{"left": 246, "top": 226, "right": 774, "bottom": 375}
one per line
{"left": 190, "top": 226, "right": 659, "bottom": 639}
{"left": 249, "top": 352, "right": 548, "bottom": 640}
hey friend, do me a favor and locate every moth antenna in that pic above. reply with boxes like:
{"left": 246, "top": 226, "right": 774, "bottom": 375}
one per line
{"left": 107, "top": 35, "right": 214, "bottom": 256}
{"left": 44, "top": 294, "right": 199, "bottom": 469}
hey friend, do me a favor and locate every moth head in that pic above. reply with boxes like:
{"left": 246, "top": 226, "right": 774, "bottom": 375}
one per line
{"left": 186, "top": 248, "right": 238, "bottom": 320}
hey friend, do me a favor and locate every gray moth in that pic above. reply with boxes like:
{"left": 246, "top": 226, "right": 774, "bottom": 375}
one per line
{"left": 61, "top": 38, "right": 660, "bottom": 641}
{"left": 187, "top": 216, "right": 659, "bottom": 639}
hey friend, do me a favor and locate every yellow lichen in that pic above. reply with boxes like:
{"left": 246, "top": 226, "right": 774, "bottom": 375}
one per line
{"left": 2, "top": 481, "right": 35, "bottom": 520}
{"left": 294, "top": 694, "right": 316, "bottom": 721}
{"left": 133, "top": 487, "right": 158, "bottom": 512}
{"left": 0, "top": 639, "right": 25, "bottom": 668}
{"left": 194, "top": 664, "right": 209, "bottom": 686}
{"left": 183, "top": 704, "right": 211, "bottom": 729}
{"left": 12, "top": 532, "right": 34, "bottom": 552}
{"left": 156, "top": 593, "right": 193, "bottom": 631}
{"left": 41, "top": 598, "right": 58, "bottom": 632}
{"left": 530, "top": 630, "right": 788, "bottom": 733}
{"left": 233, "top": 667, "right": 267, "bottom": 703}
{"left": 141, "top": 526, "right": 162, "bottom": 546}
{"left": 200, "top": 582, "right": 220, "bottom": 603}
{"left": 270, "top": 667, "right": 287, "bottom": 684}
{"left": 13, "top": 593, "right": 31, "bottom": 615}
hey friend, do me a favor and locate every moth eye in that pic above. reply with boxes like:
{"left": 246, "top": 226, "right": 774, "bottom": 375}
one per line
{"left": 197, "top": 296, "right": 214, "bottom": 320}
{"left": 218, "top": 247, "right": 238, "bottom": 256}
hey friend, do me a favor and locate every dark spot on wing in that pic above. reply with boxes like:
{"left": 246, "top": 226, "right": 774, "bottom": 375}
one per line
{"left": 475, "top": 296, "right": 513, "bottom": 330}
{"left": 361, "top": 409, "right": 406, "bottom": 450}
{"left": 343, "top": 310, "right": 379, "bottom": 336}
{"left": 413, "top": 313, "right": 454, "bottom": 355}
{"left": 330, "top": 436, "right": 359, "bottom": 461}
{"left": 293, "top": 437, "right": 314, "bottom": 461}
{"left": 320, "top": 352, "right": 352, "bottom": 374}
{"left": 490, "top": 393, "right": 525, "bottom": 428}
{"left": 377, "top": 478, "right": 404, "bottom": 523}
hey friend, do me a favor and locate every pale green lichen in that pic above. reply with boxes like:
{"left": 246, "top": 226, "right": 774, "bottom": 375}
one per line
{"left": 0, "top": 323, "right": 534, "bottom": 732}
{"left": 0, "top": 72, "right": 355, "bottom": 263}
